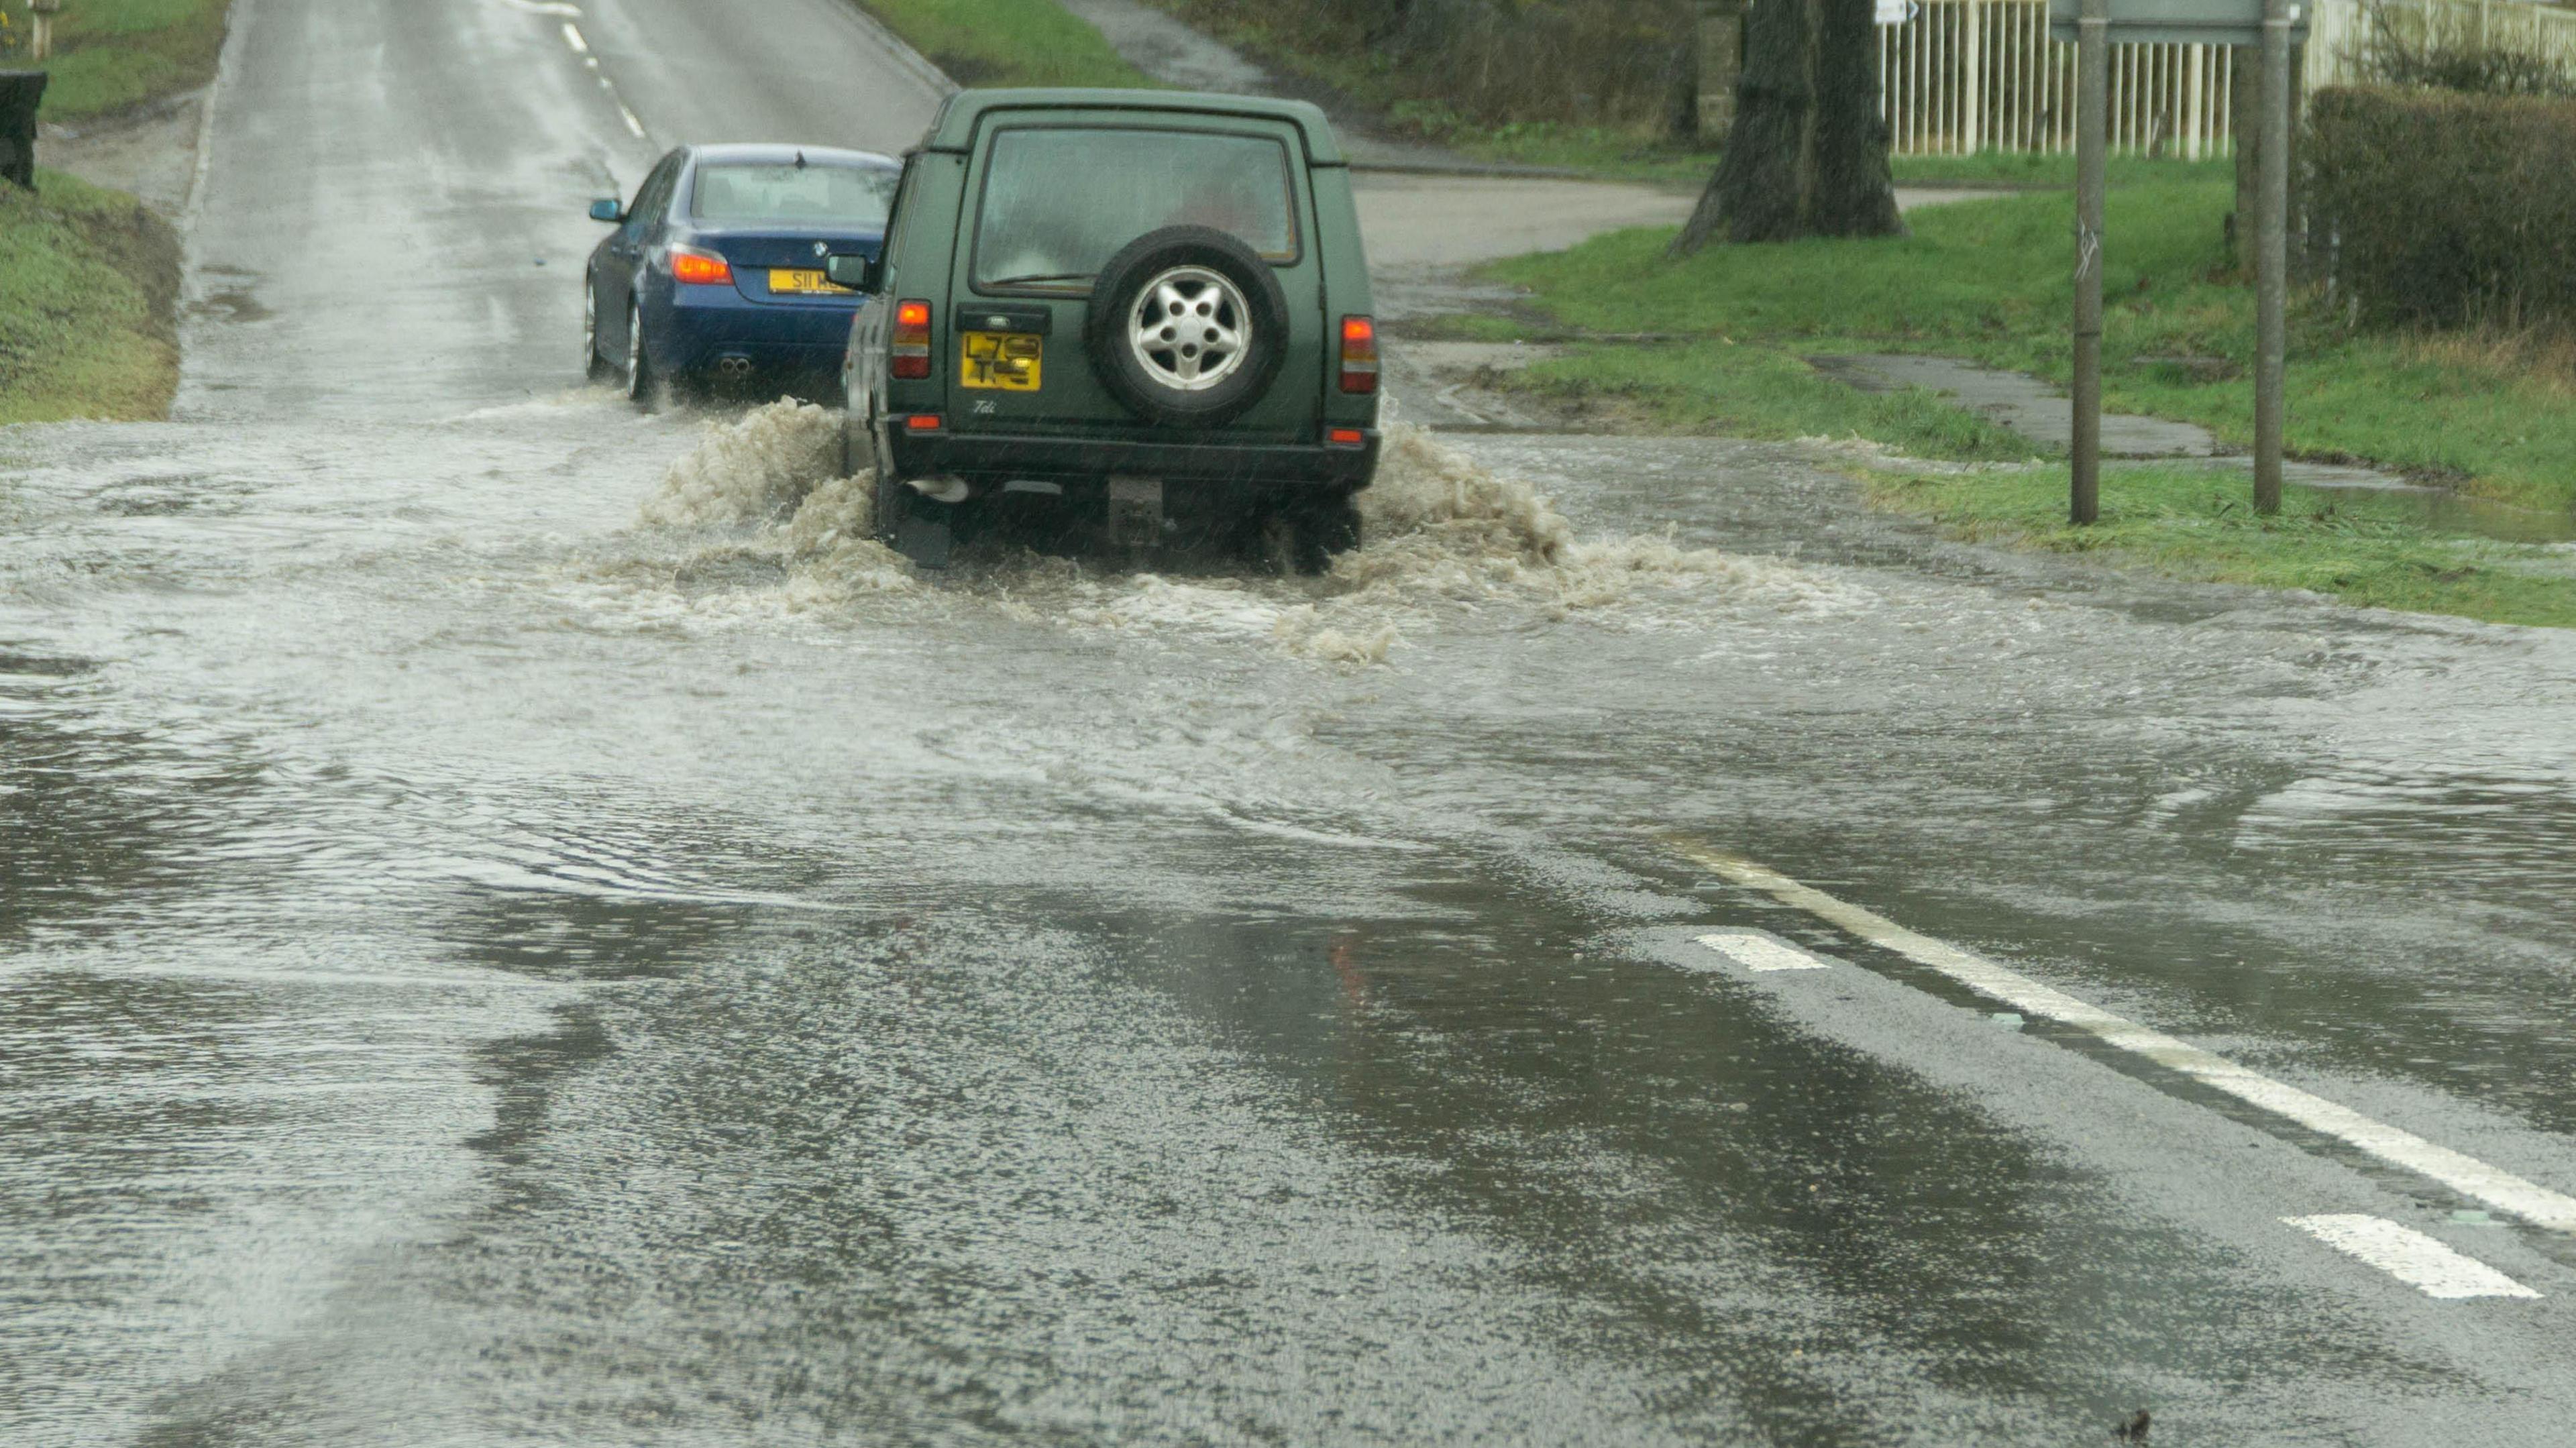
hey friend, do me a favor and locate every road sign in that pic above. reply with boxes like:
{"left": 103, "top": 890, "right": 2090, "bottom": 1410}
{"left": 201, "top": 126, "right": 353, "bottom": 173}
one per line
{"left": 1875, "top": 0, "right": 1920, "bottom": 25}
{"left": 2063, "top": 0, "right": 2298, "bottom": 524}
{"left": 2047, "top": 0, "right": 2307, "bottom": 46}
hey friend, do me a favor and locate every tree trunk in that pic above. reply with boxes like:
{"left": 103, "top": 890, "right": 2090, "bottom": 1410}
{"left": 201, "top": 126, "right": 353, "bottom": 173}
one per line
{"left": 1670, "top": 0, "right": 1904, "bottom": 254}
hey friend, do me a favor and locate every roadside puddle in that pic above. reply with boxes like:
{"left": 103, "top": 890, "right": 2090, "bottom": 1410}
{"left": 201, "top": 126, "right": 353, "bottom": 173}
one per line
{"left": 584, "top": 400, "right": 1863, "bottom": 661}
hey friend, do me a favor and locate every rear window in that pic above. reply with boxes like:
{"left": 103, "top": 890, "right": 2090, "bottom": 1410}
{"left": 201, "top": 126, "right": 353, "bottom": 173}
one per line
{"left": 973, "top": 128, "right": 1299, "bottom": 291}
{"left": 691, "top": 164, "right": 898, "bottom": 226}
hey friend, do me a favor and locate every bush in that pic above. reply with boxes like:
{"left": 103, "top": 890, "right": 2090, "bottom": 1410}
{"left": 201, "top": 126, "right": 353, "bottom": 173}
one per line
{"left": 2347, "top": 0, "right": 2575, "bottom": 96}
{"left": 1156, "top": 0, "right": 1696, "bottom": 135}
{"left": 2306, "top": 86, "right": 2576, "bottom": 331}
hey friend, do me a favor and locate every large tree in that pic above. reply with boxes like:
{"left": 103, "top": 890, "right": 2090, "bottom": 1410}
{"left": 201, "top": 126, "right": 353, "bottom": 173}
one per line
{"left": 1670, "top": 0, "right": 1904, "bottom": 254}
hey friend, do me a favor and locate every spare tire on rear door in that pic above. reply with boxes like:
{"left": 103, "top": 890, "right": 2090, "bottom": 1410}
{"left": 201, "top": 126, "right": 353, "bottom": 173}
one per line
{"left": 1083, "top": 226, "right": 1289, "bottom": 429}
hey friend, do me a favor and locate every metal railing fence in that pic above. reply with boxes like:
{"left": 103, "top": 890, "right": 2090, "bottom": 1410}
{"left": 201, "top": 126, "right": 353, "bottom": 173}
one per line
{"left": 1875, "top": 0, "right": 2576, "bottom": 156}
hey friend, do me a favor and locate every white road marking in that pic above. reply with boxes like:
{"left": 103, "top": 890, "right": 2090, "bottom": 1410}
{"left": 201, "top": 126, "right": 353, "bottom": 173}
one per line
{"left": 559, "top": 21, "right": 588, "bottom": 53}
{"left": 2285, "top": 1215, "right": 2542, "bottom": 1299}
{"left": 616, "top": 102, "right": 647, "bottom": 140}
{"left": 499, "top": 0, "right": 584, "bottom": 15}
{"left": 1677, "top": 844, "right": 2576, "bottom": 1233}
{"left": 1695, "top": 932, "right": 1832, "bottom": 972}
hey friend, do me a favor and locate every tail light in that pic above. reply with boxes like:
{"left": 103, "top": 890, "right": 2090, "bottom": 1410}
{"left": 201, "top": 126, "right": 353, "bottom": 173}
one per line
{"left": 892, "top": 299, "right": 932, "bottom": 380}
{"left": 669, "top": 245, "right": 733, "bottom": 286}
{"left": 1338, "top": 315, "right": 1378, "bottom": 394}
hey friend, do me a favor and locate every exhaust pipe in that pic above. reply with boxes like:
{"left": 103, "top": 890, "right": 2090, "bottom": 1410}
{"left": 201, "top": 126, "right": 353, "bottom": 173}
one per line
{"left": 715, "top": 355, "right": 753, "bottom": 378}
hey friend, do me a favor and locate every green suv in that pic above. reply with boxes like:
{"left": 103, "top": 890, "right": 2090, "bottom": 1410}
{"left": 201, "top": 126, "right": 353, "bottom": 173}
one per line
{"left": 830, "top": 90, "right": 1381, "bottom": 571}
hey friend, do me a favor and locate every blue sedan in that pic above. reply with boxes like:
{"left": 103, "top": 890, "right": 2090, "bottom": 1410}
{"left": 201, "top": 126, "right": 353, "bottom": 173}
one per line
{"left": 584, "top": 143, "right": 897, "bottom": 405}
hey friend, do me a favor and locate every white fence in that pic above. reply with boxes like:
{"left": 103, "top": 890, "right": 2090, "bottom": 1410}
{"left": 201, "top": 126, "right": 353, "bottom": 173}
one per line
{"left": 1876, "top": 0, "right": 2576, "bottom": 156}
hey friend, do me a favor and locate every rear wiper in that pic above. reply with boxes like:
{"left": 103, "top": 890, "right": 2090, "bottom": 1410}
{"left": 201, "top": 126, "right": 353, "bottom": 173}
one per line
{"left": 986, "top": 272, "right": 1091, "bottom": 286}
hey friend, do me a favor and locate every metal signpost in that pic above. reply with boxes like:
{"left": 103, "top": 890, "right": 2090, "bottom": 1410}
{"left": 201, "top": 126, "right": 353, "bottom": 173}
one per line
{"left": 2049, "top": 0, "right": 2307, "bottom": 522}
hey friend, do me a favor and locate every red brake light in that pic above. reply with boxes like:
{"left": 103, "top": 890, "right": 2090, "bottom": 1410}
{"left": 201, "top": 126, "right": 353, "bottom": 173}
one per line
{"left": 669, "top": 245, "right": 733, "bottom": 286}
{"left": 1339, "top": 315, "right": 1378, "bottom": 394}
{"left": 892, "top": 299, "right": 932, "bottom": 380}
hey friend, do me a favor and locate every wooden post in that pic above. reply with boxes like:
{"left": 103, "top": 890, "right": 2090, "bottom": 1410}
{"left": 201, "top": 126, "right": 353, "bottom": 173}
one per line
{"left": 2073, "top": 0, "right": 2107, "bottom": 524}
{"left": 2253, "top": 0, "right": 2290, "bottom": 516}
{"left": 1696, "top": 0, "right": 1750, "bottom": 144}
{"left": 29, "top": 0, "right": 60, "bottom": 62}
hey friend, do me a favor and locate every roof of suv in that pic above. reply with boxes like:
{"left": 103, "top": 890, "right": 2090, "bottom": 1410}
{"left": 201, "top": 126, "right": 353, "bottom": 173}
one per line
{"left": 920, "top": 89, "right": 1346, "bottom": 166}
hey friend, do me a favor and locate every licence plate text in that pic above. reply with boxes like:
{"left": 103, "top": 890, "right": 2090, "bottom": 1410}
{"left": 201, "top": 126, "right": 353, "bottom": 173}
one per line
{"left": 767, "top": 268, "right": 849, "bottom": 294}
{"left": 961, "top": 331, "right": 1042, "bottom": 392}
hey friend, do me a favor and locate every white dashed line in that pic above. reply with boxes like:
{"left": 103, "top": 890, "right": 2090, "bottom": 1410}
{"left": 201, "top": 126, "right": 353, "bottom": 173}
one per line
{"left": 1678, "top": 844, "right": 2576, "bottom": 1233}
{"left": 1694, "top": 932, "right": 1832, "bottom": 972}
{"left": 559, "top": 21, "right": 588, "bottom": 53}
{"left": 2285, "top": 1215, "right": 2541, "bottom": 1299}
{"left": 616, "top": 102, "right": 647, "bottom": 139}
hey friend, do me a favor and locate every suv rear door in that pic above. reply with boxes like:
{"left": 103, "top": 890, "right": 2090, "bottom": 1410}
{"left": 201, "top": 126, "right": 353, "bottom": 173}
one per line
{"left": 945, "top": 114, "right": 1324, "bottom": 443}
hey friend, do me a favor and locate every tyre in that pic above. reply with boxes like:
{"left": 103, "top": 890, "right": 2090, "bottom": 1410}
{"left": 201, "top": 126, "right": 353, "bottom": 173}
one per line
{"left": 624, "top": 297, "right": 657, "bottom": 410}
{"left": 1083, "top": 225, "right": 1289, "bottom": 429}
{"left": 584, "top": 275, "right": 614, "bottom": 382}
{"left": 1292, "top": 493, "right": 1362, "bottom": 575}
{"left": 1255, "top": 494, "right": 1362, "bottom": 576}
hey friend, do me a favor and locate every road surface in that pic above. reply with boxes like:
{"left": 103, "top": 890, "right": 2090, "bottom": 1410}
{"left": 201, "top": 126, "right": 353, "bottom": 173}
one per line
{"left": 6, "top": 0, "right": 2576, "bottom": 1442}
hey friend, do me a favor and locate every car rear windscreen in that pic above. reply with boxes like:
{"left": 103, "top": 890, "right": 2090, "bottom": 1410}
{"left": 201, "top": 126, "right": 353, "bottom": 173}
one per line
{"left": 692, "top": 164, "right": 898, "bottom": 226}
{"left": 974, "top": 129, "right": 1298, "bottom": 290}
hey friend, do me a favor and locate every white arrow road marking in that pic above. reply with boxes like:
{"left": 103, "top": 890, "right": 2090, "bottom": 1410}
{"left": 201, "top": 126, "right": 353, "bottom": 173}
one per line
{"left": 1695, "top": 932, "right": 1833, "bottom": 972}
{"left": 2285, "top": 1215, "right": 2541, "bottom": 1299}
{"left": 1676, "top": 843, "right": 2576, "bottom": 1233}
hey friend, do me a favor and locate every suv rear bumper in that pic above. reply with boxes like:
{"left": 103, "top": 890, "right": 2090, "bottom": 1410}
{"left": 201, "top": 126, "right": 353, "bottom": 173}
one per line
{"left": 888, "top": 427, "right": 1380, "bottom": 493}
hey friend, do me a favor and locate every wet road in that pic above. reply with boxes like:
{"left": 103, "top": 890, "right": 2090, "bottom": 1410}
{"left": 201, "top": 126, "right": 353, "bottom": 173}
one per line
{"left": 8, "top": 0, "right": 2576, "bottom": 1443}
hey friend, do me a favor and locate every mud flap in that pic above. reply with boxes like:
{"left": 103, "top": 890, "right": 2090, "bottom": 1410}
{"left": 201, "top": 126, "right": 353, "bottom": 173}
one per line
{"left": 1108, "top": 476, "right": 1164, "bottom": 550}
{"left": 894, "top": 511, "right": 953, "bottom": 569}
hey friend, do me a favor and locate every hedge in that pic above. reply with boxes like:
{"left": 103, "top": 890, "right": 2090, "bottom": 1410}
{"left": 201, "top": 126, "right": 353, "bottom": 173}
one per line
{"left": 2306, "top": 86, "right": 2576, "bottom": 331}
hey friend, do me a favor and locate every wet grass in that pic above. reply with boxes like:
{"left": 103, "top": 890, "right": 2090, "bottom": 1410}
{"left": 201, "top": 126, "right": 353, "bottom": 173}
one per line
{"left": 1889, "top": 150, "right": 2235, "bottom": 190}
{"left": 0, "top": 168, "right": 180, "bottom": 423}
{"left": 1503, "top": 339, "right": 2037, "bottom": 461}
{"left": 1482, "top": 180, "right": 2576, "bottom": 511}
{"left": 859, "top": 0, "right": 1155, "bottom": 89}
{"left": 7, "top": 0, "right": 231, "bottom": 121}
{"left": 1870, "top": 463, "right": 2576, "bottom": 629}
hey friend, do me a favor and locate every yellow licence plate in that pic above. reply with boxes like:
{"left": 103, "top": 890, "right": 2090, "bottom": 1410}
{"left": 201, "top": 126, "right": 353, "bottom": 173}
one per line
{"left": 961, "top": 331, "right": 1043, "bottom": 392}
{"left": 767, "top": 268, "right": 850, "bottom": 295}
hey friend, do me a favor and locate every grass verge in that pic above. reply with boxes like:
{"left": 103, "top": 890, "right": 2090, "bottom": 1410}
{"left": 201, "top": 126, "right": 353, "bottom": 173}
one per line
{"left": 1890, "top": 150, "right": 2234, "bottom": 190}
{"left": 1482, "top": 178, "right": 2576, "bottom": 511}
{"left": 1499, "top": 338, "right": 2035, "bottom": 461}
{"left": 0, "top": 168, "right": 181, "bottom": 423}
{"left": 857, "top": 0, "right": 1154, "bottom": 88}
{"left": 1870, "top": 463, "right": 2576, "bottom": 628}
{"left": 6, "top": 0, "right": 230, "bottom": 122}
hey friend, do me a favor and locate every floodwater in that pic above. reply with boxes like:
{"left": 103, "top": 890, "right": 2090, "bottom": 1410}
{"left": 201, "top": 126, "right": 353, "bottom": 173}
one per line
{"left": 13, "top": 386, "right": 2576, "bottom": 1443}
{"left": 9, "top": 0, "right": 2576, "bottom": 1440}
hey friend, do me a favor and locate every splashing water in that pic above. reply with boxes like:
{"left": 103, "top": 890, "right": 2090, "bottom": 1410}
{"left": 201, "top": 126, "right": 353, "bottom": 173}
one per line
{"left": 639, "top": 400, "right": 842, "bottom": 529}
{"left": 622, "top": 400, "right": 916, "bottom": 608}
{"left": 606, "top": 404, "right": 1859, "bottom": 656}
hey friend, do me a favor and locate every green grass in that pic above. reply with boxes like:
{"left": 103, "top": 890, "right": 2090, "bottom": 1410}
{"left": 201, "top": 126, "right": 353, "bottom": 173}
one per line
{"left": 1870, "top": 463, "right": 2576, "bottom": 628}
{"left": 4, "top": 0, "right": 231, "bottom": 121}
{"left": 0, "top": 168, "right": 180, "bottom": 423}
{"left": 860, "top": 0, "right": 1155, "bottom": 89}
{"left": 1507, "top": 339, "right": 2036, "bottom": 461}
{"left": 1484, "top": 180, "right": 2576, "bottom": 510}
{"left": 1890, "top": 150, "right": 2235, "bottom": 190}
